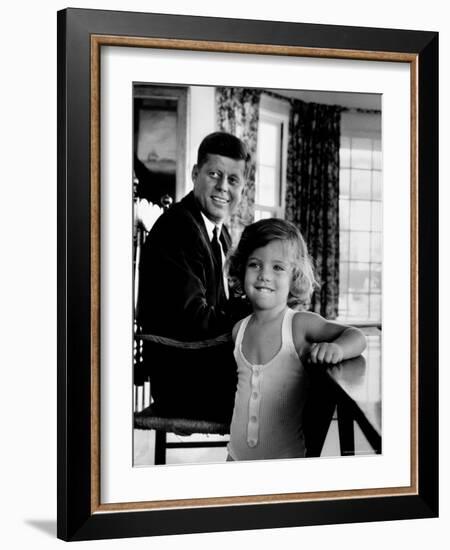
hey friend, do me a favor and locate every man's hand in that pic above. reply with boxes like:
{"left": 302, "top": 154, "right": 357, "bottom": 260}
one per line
{"left": 309, "top": 342, "right": 344, "bottom": 364}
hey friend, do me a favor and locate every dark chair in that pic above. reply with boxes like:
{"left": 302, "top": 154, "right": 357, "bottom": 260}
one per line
{"left": 134, "top": 406, "right": 230, "bottom": 465}
{"left": 133, "top": 333, "right": 234, "bottom": 465}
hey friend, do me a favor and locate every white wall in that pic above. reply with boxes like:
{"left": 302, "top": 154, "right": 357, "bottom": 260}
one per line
{"left": 0, "top": 1, "right": 447, "bottom": 549}
{"left": 187, "top": 86, "right": 216, "bottom": 193}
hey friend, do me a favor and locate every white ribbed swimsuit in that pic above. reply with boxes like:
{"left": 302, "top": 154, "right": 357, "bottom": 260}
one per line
{"left": 227, "top": 308, "right": 308, "bottom": 461}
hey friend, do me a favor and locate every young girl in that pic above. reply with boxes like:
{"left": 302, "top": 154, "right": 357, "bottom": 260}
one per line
{"left": 226, "top": 218, "right": 366, "bottom": 461}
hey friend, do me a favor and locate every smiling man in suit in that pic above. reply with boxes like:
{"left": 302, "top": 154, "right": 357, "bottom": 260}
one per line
{"left": 137, "top": 132, "right": 251, "bottom": 422}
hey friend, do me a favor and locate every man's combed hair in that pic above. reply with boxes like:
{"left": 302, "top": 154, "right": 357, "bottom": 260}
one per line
{"left": 197, "top": 132, "right": 251, "bottom": 176}
{"left": 227, "top": 218, "right": 319, "bottom": 309}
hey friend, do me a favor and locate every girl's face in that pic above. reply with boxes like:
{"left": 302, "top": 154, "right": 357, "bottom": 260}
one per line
{"left": 244, "top": 239, "right": 294, "bottom": 312}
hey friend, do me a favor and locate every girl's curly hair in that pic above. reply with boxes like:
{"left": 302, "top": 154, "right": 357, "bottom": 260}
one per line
{"left": 227, "top": 218, "right": 319, "bottom": 309}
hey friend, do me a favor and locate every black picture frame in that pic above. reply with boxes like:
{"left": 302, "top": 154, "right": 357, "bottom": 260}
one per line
{"left": 57, "top": 7, "right": 438, "bottom": 541}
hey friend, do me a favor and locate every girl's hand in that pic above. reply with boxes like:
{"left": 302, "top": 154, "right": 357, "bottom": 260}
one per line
{"left": 309, "top": 342, "right": 344, "bottom": 364}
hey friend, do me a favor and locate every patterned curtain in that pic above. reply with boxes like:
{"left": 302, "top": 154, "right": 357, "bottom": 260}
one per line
{"left": 216, "top": 87, "right": 261, "bottom": 245}
{"left": 285, "top": 100, "right": 341, "bottom": 319}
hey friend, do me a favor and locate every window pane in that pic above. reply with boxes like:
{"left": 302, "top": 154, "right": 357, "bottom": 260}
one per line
{"left": 372, "top": 170, "right": 382, "bottom": 200}
{"left": 254, "top": 209, "right": 272, "bottom": 221}
{"left": 350, "top": 200, "right": 371, "bottom": 231}
{"left": 339, "top": 127, "right": 382, "bottom": 324}
{"left": 340, "top": 231, "right": 350, "bottom": 261}
{"left": 339, "top": 199, "right": 350, "bottom": 230}
{"left": 370, "top": 263, "right": 382, "bottom": 292}
{"left": 257, "top": 120, "right": 279, "bottom": 166}
{"left": 256, "top": 165, "right": 277, "bottom": 206}
{"left": 338, "top": 293, "right": 349, "bottom": 318}
{"left": 340, "top": 262, "right": 349, "bottom": 290}
{"left": 351, "top": 138, "right": 372, "bottom": 169}
{"left": 340, "top": 137, "right": 351, "bottom": 167}
{"left": 371, "top": 201, "right": 382, "bottom": 232}
{"left": 371, "top": 232, "right": 382, "bottom": 262}
{"left": 351, "top": 169, "right": 372, "bottom": 199}
{"left": 369, "top": 294, "right": 382, "bottom": 321}
{"left": 372, "top": 139, "right": 382, "bottom": 170}
{"left": 348, "top": 262, "right": 370, "bottom": 292}
{"left": 340, "top": 168, "right": 350, "bottom": 197}
{"left": 349, "top": 232, "right": 371, "bottom": 262}
{"left": 347, "top": 293, "right": 369, "bottom": 321}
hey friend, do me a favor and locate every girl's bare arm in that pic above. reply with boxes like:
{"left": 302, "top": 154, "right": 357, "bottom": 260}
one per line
{"left": 294, "top": 312, "right": 366, "bottom": 364}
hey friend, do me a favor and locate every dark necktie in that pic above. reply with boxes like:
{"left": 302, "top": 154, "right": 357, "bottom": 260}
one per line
{"left": 212, "top": 226, "right": 227, "bottom": 301}
{"left": 211, "top": 226, "right": 223, "bottom": 273}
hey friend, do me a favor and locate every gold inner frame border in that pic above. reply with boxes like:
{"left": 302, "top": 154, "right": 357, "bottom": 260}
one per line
{"left": 89, "top": 34, "right": 419, "bottom": 514}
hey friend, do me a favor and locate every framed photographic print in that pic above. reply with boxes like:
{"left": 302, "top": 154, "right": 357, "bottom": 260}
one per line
{"left": 57, "top": 7, "right": 438, "bottom": 541}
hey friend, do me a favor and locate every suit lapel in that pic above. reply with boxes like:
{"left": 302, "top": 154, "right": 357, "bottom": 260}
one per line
{"left": 182, "top": 192, "right": 210, "bottom": 246}
{"left": 182, "top": 192, "right": 230, "bottom": 303}
{"left": 182, "top": 193, "right": 224, "bottom": 297}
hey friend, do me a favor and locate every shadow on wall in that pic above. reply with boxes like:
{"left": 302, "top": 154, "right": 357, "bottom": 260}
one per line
{"left": 24, "top": 519, "right": 56, "bottom": 538}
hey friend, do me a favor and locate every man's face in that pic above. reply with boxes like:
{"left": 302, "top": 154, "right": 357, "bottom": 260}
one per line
{"left": 192, "top": 154, "right": 246, "bottom": 224}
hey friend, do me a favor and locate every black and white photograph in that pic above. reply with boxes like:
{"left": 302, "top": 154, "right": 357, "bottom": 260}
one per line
{"left": 1, "top": 0, "right": 446, "bottom": 546}
{"left": 132, "top": 83, "right": 382, "bottom": 467}
{"left": 51, "top": 5, "right": 440, "bottom": 543}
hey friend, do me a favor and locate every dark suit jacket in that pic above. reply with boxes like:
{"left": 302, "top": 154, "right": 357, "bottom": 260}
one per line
{"left": 137, "top": 191, "right": 248, "bottom": 421}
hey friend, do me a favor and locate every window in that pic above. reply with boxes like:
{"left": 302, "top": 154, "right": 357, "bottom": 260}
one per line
{"left": 338, "top": 112, "right": 382, "bottom": 325}
{"left": 254, "top": 95, "right": 290, "bottom": 220}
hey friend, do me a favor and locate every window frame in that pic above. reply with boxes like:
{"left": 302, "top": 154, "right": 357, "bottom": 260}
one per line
{"left": 254, "top": 94, "right": 290, "bottom": 220}
{"left": 337, "top": 110, "right": 382, "bottom": 326}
